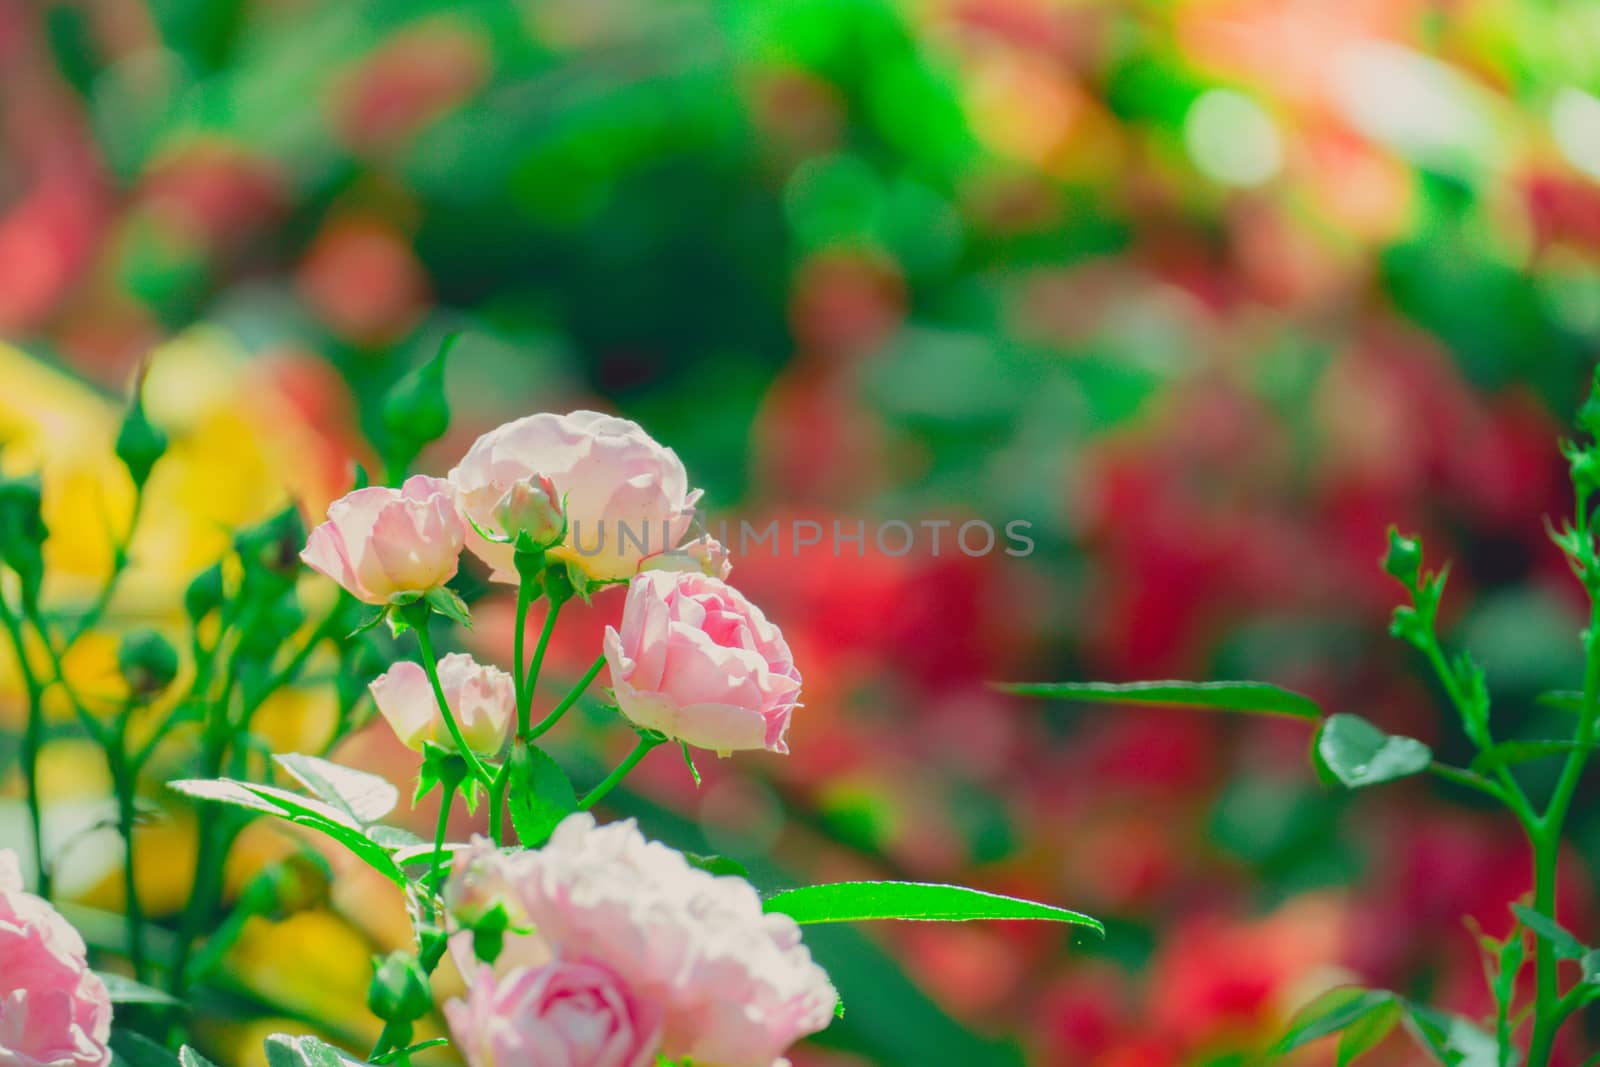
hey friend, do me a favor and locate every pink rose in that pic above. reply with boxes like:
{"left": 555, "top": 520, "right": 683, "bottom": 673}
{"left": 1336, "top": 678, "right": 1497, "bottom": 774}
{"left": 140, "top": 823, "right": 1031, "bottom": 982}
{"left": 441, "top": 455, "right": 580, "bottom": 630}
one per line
{"left": 449, "top": 411, "right": 701, "bottom": 583}
{"left": 301, "top": 475, "right": 465, "bottom": 604}
{"left": 448, "top": 815, "right": 836, "bottom": 1067}
{"left": 445, "top": 959, "right": 661, "bottom": 1067}
{"left": 604, "top": 570, "right": 801, "bottom": 755}
{"left": 0, "top": 850, "right": 112, "bottom": 1067}
{"left": 369, "top": 653, "right": 513, "bottom": 754}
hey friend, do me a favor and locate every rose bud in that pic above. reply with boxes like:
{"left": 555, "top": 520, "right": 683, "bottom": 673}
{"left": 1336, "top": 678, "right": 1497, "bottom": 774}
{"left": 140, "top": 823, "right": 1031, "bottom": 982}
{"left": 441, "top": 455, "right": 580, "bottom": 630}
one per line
{"left": 369, "top": 652, "right": 513, "bottom": 755}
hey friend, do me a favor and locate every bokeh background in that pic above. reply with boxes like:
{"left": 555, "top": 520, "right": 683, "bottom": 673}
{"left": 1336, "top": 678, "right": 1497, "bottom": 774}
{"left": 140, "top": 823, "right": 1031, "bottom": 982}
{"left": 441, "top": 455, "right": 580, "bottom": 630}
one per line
{"left": 3, "top": 0, "right": 1600, "bottom": 1064}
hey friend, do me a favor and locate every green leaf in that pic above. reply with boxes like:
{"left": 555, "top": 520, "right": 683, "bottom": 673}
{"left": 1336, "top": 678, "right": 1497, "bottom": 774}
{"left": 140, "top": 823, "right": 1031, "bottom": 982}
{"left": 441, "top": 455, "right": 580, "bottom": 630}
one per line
{"left": 424, "top": 586, "right": 473, "bottom": 629}
{"left": 681, "top": 741, "right": 702, "bottom": 787}
{"left": 366, "top": 826, "right": 427, "bottom": 851}
{"left": 274, "top": 754, "right": 398, "bottom": 824}
{"left": 996, "top": 680, "right": 1321, "bottom": 720}
{"left": 111, "top": 1030, "right": 177, "bottom": 1067}
{"left": 507, "top": 744, "right": 577, "bottom": 848}
{"left": 1274, "top": 987, "right": 1398, "bottom": 1054}
{"left": 1511, "top": 904, "right": 1587, "bottom": 960}
{"left": 1402, "top": 1005, "right": 1498, "bottom": 1067}
{"left": 169, "top": 779, "right": 404, "bottom": 887}
{"left": 1584, "top": 949, "right": 1600, "bottom": 983}
{"left": 179, "top": 1048, "right": 221, "bottom": 1067}
{"left": 763, "top": 881, "right": 1103, "bottom": 934}
{"left": 263, "top": 1034, "right": 364, "bottom": 1067}
{"left": 1340, "top": 999, "right": 1403, "bottom": 1065}
{"left": 1313, "top": 714, "right": 1432, "bottom": 788}
{"left": 1472, "top": 740, "right": 1600, "bottom": 773}
{"left": 98, "top": 972, "right": 180, "bottom": 1006}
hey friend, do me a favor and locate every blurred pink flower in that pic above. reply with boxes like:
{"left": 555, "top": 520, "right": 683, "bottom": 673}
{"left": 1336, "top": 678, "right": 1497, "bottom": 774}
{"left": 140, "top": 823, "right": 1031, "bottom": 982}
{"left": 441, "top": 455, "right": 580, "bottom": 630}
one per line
{"left": 604, "top": 570, "right": 801, "bottom": 755}
{"left": 301, "top": 475, "right": 464, "bottom": 604}
{"left": 369, "top": 653, "right": 513, "bottom": 754}
{"left": 445, "top": 959, "right": 661, "bottom": 1067}
{"left": 0, "top": 850, "right": 112, "bottom": 1067}
{"left": 448, "top": 815, "right": 836, "bottom": 1067}
{"left": 450, "top": 410, "right": 700, "bottom": 584}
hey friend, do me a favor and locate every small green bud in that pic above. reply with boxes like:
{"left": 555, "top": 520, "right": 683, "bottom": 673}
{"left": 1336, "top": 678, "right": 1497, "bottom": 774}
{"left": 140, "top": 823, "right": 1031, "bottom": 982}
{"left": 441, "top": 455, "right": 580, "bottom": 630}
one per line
{"left": 117, "top": 629, "right": 179, "bottom": 697}
{"left": 185, "top": 562, "right": 225, "bottom": 621}
{"left": 382, "top": 334, "right": 457, "bottom": 457}
{"left": 368, "top": 951, "right": 433, "bottom": 1024}
{"left": 0, "top": 474, "right": 48, "bottom": 607}
{"left": 114, "top": 396, "right": 168, "bottom": 490}
{"left": 237, "top": 506, "right": 306, "bottom": 586}
{"left": 1382, "top": 527, "right": 1423, "bottom": 588}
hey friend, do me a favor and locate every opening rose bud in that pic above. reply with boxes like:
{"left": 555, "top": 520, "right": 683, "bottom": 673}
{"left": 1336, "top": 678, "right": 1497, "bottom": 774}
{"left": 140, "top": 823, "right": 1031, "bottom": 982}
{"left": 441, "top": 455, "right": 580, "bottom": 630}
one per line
{"left": 0, "top": 850, "right": 113, "bottom": 1067}
{"left": 490, "top": 473, "right": 566, "bottom": 549}
{"left": 603, "top": 570, "right": 801, "bottom": 755}
{"left": 370, "top": 653, "right": 514, "bottom": 755}
{"left": 640, "top": 533, "right": 733, "bottom": 580}
{"left": 449, "top": 411, "right": 701, "bottom": 584}
{"left": 301, "top": 475, "right": 465, "bottom": 605}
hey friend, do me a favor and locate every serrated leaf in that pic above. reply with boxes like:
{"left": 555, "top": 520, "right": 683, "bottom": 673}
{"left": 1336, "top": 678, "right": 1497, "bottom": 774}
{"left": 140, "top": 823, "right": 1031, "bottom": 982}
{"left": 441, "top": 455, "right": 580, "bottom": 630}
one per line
{"left": 1313, "top": 714, "right": 1432, "bottom": 788}
{"left": 169, "top": 778, "right": 403, "bottom": 886}
{"left": 392, "top": 841, "right": 470, "bottom": 867}
{"left": 263, "top": 1034, "right": 364, "bottom": 1067}
{"left": 763, "top": 881, "right": 1103, "bottom": 934}
{"left": 424, "top": 586, "right": 473, "bottom": 629}
{"left": 1511, "top": 904, "right": 1587, "bottom": 960}
{"left": 996, "top": 680, "right": 1321, "bottom": 720}
{"left": 97, "top": 972, "right": 180, "bottom": 1006}
{"left": 274, "top": 753, "right": 399, "bottom": 824}
{"left": 366, "top": 826, "right": 427, "bottom": 851}
{"left": 507, "top": 744, "right": 577, "bottom": 848}
{"left": 1274, "top": 987, "right": 1397, "bottom": 1054}
{"left": 179, "top": 1048, "right": 221, "bottom": 1067}
{"left": 1472, "top": 740, "right": 1600, "bottom": 773}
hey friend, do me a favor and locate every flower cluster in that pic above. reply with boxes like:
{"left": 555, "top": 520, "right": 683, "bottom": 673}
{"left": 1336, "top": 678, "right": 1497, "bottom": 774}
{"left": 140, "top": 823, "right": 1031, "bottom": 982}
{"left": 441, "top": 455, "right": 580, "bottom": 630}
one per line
{"left": 444, "top": 815, "right": 838, "bottom": 1067}
{"left": 302, "top": 408, "right": 802, "bottom": 758}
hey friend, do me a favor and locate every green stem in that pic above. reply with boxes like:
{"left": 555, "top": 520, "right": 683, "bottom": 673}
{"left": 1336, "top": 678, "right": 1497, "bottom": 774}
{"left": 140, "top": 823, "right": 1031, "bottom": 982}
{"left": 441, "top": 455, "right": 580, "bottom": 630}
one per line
{"left": 0, "top": 592, "right": 50, "bottom": 898}
{"left": 429, "top": 779, "right": 457, "bottom": 893}
{"left": 578, "top": 735, "right": 662, "bottom": 811}
{"left": 1527, "top": 592, "right": 1600, "bottom": 1066}
{"left": 407, "top": 609, "right": 494, "bottom": 787}
{"left": 522, "top": 600, "right": 561, "bottom": 735}
{"left": 108, "top": 707, "right": 147, "bottom": 980}
{"left": 528, "top": 655, "right": 605, "bottom": 741}
{"left": 64, "top": 490, "right": 145, "bottom": 648}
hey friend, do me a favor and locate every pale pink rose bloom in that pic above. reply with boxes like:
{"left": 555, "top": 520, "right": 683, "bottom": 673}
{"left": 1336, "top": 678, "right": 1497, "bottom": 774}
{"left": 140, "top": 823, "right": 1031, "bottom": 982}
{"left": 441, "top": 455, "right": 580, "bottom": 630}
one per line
{"left": 445, "top": 959, "right": 661, "bottom": 1067}
{"left": 0, "top": 850, "right": 112, "bottom": 1067}
{"left": 449, "top": 411, "right": 701, "bottom": 584}
{"left": 639, "top": 533, "right": 733, "bottom": 581}
{"left": 462, "top": 814, "right": 835, "bottom": 1067}
{"left": 369, "top": 653, "right": 513, "bottom": 754}
{"left": 604, "top": 570, "right": 801, "bottom": 755}
{"left": 301, "top": 475, "right": 465, "bottom": 604}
